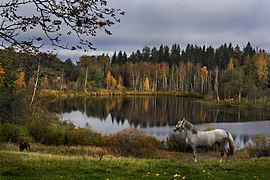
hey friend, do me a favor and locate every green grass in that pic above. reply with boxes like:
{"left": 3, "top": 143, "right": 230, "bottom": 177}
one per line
{"left": 1, "top": 150, "right": 270, "bottom": 180}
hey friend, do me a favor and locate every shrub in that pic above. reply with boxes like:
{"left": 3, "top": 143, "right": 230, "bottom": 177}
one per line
{"left": 165, "top": 133, "right": 192, "bottom": 152}
{"left": 26, "top": 108, "right": 105, "bottom": 146}
{"left": 106, "top": 128, "right": 161, "bottom": 157}
{"left": 66, "top": 128, "right": 104, "bottom": 146}
{"left": 0, "top": 123, "right": 32, "bottom": 143}
{"left": 246, "top": 134, "right": 270, "bottom": 158}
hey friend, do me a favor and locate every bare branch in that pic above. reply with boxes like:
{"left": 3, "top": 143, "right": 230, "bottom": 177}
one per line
{"left": 0, "top": 0, "right": 124, "bottom": 53}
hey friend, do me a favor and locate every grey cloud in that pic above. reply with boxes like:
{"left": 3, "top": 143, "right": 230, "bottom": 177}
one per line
{"left": 50, "top": 0, "right": 270, "bottom": 59}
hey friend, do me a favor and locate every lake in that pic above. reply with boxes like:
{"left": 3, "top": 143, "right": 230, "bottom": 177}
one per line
{"left": 48, "top": 96, "right": 270, "bottom": 149}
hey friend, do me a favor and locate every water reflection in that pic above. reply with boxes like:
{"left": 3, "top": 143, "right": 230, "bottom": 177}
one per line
{"left": 47, "top": 96, "right": 270, "bottom": 148}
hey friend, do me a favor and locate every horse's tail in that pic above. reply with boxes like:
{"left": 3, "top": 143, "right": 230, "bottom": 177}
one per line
{"left": 226, "top": 131, "right": 234, "bottom": 156}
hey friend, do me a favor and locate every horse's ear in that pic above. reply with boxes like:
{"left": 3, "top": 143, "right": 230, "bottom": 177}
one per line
{"left": 182, "top": 117, "right": 186, "bottom": 121}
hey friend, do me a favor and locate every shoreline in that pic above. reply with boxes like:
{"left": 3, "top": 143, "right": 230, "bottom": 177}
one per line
{"left": 37, "top": 89, "right": 270, "bottom": 110}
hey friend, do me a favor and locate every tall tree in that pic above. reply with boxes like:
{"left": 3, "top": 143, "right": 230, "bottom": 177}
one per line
{"left": 214, "top": 66, "right": 220, "bottom": 102}
{"left": 111, "top": 51, "right": 117, "bottom": 64}
{"left": 243, "top": 42, "right": 256, "bottom": 59}
{"left": 158, "top": 45, "right": 164, "bottom": 63}
{"left": 252, "top": 51, "right": 269, "bottom": 88}
{"left": 143, "top": 77, "right": 150, "bottom": 91}
{"left": 170, "top": 44, "right": 181, "bottom": 64}
{"left": 150, "top": 47, "right": 158, "bottom": 62}
{"left": 200, "top": 66, "right": 209, "bottom": 94}
{"left": 142, "top": 46, "right": 151, "bottom": 61}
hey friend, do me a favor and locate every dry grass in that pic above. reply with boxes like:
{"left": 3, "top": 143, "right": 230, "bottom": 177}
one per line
{"left": 0, "top": 142, "right": 254, "bottom": 161}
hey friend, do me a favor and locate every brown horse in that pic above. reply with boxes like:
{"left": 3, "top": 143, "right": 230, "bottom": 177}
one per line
{"left": 19, "top": 141, "right": 31, "bottom": 151}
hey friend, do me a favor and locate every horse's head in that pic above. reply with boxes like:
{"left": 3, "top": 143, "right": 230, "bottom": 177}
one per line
{"left": 173, "top": 118, "right": 186, "bottom": 132}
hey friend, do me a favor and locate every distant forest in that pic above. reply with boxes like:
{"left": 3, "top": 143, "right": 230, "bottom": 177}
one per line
{"left": 1, "top": 42, "right": 270, "bottom": 103}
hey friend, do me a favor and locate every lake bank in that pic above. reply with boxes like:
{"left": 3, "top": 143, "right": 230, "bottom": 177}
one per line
{"left": 37, "top": 89, "right": 203, "bottom": 99}
{"left": 37, "top": 89, "right": 270, "bottom": 110}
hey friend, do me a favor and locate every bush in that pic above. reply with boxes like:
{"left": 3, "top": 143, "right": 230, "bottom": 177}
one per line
{"left": 106, "top": 128, "right": 161, "bottom": 157}
{"left": 65, "top": 128, "right": 104, "bottom": 146}
{"left": 165, "top": 133, "right": 192, "bottom": 152}
{"left": 26, "top": 109, "right": 105, "bottom": 146}
{"left": 246, "top": 134, "right": 270, "bottom": 158}
{"left": 0, "top": 123, "right": 32, "bottom": 143}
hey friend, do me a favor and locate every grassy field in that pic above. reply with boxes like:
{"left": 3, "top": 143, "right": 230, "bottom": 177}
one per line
{"left": 1, "top": 144, "right": 270, "bottom": 180}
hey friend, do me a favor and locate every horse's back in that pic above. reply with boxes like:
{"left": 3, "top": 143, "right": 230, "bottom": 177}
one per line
{"left": 199, "top": 129, "right": 227, "bottom": 144}
{"left": 212, "top": 129, "right": 229, "bottom": 143}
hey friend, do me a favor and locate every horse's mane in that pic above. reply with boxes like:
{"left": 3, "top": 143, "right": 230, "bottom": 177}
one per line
{"left": 184, "top": 120, "right": 199, "bottom": 134}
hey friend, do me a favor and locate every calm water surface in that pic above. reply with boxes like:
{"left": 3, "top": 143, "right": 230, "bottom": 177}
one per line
{"left": 48, "top": 96, "right": 270, "bottom": 149}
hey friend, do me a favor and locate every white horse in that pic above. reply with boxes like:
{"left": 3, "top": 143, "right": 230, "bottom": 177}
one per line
{"left": 173, "top": 118, "right": 234, "bottom": 162}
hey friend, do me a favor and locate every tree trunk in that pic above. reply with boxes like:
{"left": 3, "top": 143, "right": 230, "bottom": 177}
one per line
{"left": 84, "top": 66, "right": 88, "bottom": 90}
{"left": 30, "top": 59, "right": 40, "bottom": 107}
{"left": 214, "top": 67, "right": 220, "bottom": 102}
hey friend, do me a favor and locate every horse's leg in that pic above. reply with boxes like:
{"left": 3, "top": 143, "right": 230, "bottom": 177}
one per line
{"left": 219, "top": 150, "right": 224, "bottom": 162}
{"left": 224, "top": 146, "right": 230, "bottom": 161}
{"left": 192, "top": 147, "right": 198, "bottom": 162}
{"left": 220, "top": 143, "right": 229, "bottom": 162}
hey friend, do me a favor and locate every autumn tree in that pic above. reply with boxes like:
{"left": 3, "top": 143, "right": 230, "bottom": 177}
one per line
{"left": 0, "top": 62, "right": 5, "bottom": 87}
{"left": 13, "top": 69, "right": 26, "bottom": 93}
{"left": 116, "top": 76, "right": 124, "bottom": 91}
{"left": 159, "top": 63, "right": 169, "bottom": 90}
{"left": 253, "top": 51, "right": 269, "bottom": 88}
{"left": 200, "top": 66, "right": 209, "bottom": 94}
{"left": 53, "top": 75, "right": 64, "bottom": 90}
{"left": 105, "top": 71, "right": 116, "bottom": 90}
{"left": 40, "top": 75, "right": 49, "bottom": 90}
{"left": 143, "top": 76, "right": 150, "bottom": 91}
{"left": 0, "top": 0, "right": 124, "bottom": 52}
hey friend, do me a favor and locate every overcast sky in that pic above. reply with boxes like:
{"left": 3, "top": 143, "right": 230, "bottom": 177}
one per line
{"left": 55, "top": 0, "right": 270, "bottom": 61}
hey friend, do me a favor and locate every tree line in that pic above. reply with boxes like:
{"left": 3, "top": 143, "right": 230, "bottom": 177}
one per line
{"left": 110, "top": 42, "right": 269, "bottom": 101}
{"left": 0, "top": 42, "right": 270, "bottom": 106}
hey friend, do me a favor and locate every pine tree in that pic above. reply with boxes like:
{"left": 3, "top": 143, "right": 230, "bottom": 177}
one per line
{"left": 111, "top": 51, "right": 117, "bottom": 64}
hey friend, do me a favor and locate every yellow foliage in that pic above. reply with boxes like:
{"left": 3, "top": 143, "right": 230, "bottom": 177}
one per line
{"left": 105, "top": 71, "right": 117, "bottom": 90}
{"left": 227, "top": 58, "right": 237, "bottom": 69}
{"left": 143, "top": 77, "right": 150, "bottom": 91}
{"left": 40, "top": 75, "right": 49, "bottom": 89}
{"left": 201, "top": 66, "right": 208, "bottom": 81}
{"left": 0, "top": 64, "right": 4, "bottom": 87}
{"left": 13, "top": 70, "right": 26, "bottom": 92}
{"left": 27, "top": 76, "right": 36, "bottom": 89}
{"left": 111, "top": 77, "right": 117, "bottom": 88}
{"left": 0, "top": 65, "right": 5, "bottom": 77}
{"left": 116, "top": 76, "right": 123, "bottom": 90}
{"left": 54, "top": 76, "right": 62, "bottom": 83}
{"left": 253, "top": 52, "right": 268, "bottom": 83}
